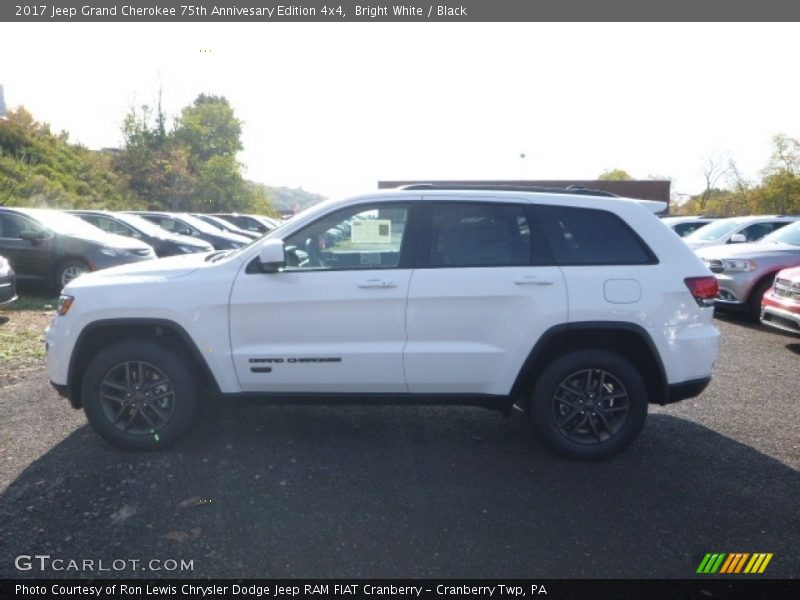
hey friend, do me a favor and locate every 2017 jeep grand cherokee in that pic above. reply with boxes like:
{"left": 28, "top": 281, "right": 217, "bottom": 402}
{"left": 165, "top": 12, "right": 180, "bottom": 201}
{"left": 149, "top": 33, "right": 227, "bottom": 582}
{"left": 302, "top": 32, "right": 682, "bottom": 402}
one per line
{"left": 46, "top": 187, "right": 721, "bottom": 460}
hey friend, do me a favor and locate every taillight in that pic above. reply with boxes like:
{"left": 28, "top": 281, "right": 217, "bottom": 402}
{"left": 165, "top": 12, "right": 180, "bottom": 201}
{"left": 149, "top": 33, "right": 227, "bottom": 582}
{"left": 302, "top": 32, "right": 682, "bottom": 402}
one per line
{"left": 685, "top": 276, "right": 719, "bottom": 307}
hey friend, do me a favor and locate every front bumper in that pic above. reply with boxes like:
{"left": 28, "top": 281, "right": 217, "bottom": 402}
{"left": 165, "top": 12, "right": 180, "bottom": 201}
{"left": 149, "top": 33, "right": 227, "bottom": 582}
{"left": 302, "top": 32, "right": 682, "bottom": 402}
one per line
{"left": 0, "top": 274, "right": 17, "bottom": 306}
{"left": 665, "top": 377, "right": 712, "bottom": 404}
{"left": 711, "top": 271, "right": 757, "bottom": 307}
{"left": 761, "top": 295, "right": 800, "bottom": 335}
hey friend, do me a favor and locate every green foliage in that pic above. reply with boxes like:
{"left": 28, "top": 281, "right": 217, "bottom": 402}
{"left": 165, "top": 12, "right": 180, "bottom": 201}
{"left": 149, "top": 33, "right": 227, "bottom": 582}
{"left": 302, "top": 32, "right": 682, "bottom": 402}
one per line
{"left": 0, "top": 108, "right": 140, "bottom": 209}
{"left": 674, "top": 135, "right": 800, "bottom": 217}
{"left": 263, "top": 184, "right": 327, "bottom": 213}
{"left": 173, "top": 94, "right": 243, "bottom": 164}
{"left": 598, "top": 168, "right": 633, "bottom": 181}
{"left": 115, "top": 93, "right": 260, "bottom": 213}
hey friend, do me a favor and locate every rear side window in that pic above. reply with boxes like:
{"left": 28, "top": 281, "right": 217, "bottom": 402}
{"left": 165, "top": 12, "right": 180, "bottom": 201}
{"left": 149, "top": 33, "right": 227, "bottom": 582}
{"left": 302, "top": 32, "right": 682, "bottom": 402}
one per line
{"left": 428, "top": 203, "right": 532, "bottom": 268}
{"left": 537, "top": 205, "right": 656, "bottom": 265}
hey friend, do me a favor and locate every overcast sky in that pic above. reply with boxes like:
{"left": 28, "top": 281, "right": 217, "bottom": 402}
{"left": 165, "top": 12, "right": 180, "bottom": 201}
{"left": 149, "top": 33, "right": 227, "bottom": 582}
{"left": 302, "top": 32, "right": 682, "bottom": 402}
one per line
{"left": 1, "top": 22, "right": 799, "bottom": 199}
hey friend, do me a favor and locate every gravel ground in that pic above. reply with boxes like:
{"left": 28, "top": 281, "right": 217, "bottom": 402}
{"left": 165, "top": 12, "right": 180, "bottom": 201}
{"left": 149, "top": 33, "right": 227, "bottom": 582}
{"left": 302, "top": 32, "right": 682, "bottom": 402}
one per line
{"left": 0, "top": 315, "right": 798, "bottom": 579}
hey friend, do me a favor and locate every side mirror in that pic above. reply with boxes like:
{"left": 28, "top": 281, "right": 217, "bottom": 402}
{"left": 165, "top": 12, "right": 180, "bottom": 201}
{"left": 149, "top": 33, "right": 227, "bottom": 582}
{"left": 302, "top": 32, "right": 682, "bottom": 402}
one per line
{"left": 20, "top": 229, "right": 47, "bottom": 243}
{"left": 729, "top": 233, "right": 747, "bottom": 243}
{"left": 258, "top": 239, "right": 286, "bottom": 273}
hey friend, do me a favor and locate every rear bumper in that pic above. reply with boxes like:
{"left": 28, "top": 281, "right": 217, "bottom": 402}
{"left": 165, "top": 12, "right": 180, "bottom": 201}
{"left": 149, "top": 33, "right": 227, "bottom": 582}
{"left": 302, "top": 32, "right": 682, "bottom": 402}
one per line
{"left": 665, "top": 377, "right": 712, "bottom": 404}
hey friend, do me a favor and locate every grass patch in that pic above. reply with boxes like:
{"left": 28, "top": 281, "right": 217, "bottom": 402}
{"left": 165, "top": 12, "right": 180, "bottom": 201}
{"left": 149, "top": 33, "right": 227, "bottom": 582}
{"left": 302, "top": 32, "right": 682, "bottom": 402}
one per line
{"left": 0, "top": 328, "right": 45, "bottom": 362}
{"left": 3, "top": 294, "right": 58, "bottom": 312}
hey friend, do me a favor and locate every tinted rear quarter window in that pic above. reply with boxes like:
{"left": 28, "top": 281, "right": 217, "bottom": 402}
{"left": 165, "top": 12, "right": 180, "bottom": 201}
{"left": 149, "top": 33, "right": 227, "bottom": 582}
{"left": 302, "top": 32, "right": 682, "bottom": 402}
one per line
{"left": 537, "top": 205, "right": 655, "bottom": 265}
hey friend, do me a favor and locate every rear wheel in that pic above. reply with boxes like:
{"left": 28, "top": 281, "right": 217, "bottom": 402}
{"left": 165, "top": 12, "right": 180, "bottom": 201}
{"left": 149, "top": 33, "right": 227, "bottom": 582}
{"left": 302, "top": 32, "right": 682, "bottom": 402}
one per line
{"left": 81, "top": 340, "right": 198, "bottom": 450}
{"left": 527, "top": 350, "right": 648, "bottom": 460}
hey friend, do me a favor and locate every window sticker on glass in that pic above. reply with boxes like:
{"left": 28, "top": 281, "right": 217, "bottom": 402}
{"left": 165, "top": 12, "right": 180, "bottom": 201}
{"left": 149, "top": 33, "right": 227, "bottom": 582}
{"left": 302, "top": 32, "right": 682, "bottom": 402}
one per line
{"left": 360, "top": 253, "right": 382, "bottom": 266}
{"left": 352, "top": 219, "right": 392, "bottom": 243}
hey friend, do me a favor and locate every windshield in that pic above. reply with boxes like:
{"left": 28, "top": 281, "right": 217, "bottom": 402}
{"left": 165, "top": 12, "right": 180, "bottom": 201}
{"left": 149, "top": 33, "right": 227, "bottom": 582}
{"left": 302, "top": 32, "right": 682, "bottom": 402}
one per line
{"left": 200, "top": 215, "right": 240, "bottom": 233}
{"left": 32, "top": 210, "right": 110, "bottom": 237}
{"left": 114, "top": 212, "right": 178, "bottom": 237}
{"left": 686, "top": 219, "right": 742, "bottom": 242}
{"left": 177, "top": 213, "right": 231, "bottom": 235}
{"left": 761, "top": 221, "right": 800, "bottom": 246}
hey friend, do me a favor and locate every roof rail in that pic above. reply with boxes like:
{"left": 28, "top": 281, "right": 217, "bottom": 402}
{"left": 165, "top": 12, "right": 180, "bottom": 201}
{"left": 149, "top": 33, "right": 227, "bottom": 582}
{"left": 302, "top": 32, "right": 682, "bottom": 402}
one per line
{"left": 397, "top": 183, "right": 619, "bottom": 198}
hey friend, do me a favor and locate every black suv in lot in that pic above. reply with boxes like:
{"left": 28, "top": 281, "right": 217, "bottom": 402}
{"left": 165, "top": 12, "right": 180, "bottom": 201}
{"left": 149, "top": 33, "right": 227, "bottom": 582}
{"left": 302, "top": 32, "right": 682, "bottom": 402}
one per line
{"left": 0, "top": 207, "right": 156, "bottom": 289}
{"left": 71, "top": 210, "right": 213, "bottom": 257}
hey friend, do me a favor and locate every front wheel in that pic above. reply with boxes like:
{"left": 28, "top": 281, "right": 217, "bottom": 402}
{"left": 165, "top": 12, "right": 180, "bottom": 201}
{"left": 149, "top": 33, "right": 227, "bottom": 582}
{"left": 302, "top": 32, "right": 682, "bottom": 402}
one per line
{"left": 81, "top": 340, "right": 198, "bottom": 450}
{"left": 527, "top": 350, "right": 648, "bottom": 460}
{"left": 55, "top": 259, "right": 90, "bottom": 290}
{"left": 748, "top": 276, "right": 775, "bottom": 321}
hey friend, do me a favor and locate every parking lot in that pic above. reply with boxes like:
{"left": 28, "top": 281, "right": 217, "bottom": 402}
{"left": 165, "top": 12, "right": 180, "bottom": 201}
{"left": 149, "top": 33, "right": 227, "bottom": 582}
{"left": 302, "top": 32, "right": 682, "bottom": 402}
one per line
{"left": 0, "top": 313, "right": 798, "bottom": 579}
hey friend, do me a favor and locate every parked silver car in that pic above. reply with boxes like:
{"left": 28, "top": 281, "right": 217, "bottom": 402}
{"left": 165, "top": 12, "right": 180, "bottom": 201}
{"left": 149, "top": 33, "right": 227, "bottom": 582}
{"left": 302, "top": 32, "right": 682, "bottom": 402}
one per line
{"left": 696, "top": 220, "right": 800, "bottom": 318}
{"left": 685, "top": 215, "right": 798, "bottom": 250}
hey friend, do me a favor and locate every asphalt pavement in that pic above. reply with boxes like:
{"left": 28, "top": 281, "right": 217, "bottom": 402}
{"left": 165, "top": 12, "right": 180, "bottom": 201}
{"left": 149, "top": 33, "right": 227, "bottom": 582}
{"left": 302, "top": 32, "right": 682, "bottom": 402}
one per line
{"left": 1, "top": 316, "right": 798, "bottom": 579}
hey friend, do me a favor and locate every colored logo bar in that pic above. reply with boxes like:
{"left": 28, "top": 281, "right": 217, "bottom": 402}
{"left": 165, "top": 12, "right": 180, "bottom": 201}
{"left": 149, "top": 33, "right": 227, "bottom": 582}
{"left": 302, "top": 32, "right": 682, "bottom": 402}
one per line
{"left": 697, "top": 553, "right": 773, "bottom": 574}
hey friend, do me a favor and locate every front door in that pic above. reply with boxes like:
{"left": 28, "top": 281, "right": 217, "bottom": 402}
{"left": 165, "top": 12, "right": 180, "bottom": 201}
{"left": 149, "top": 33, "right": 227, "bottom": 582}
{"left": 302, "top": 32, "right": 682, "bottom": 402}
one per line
{"left": 229, "top": 200, "right": 418, "bottom": 393}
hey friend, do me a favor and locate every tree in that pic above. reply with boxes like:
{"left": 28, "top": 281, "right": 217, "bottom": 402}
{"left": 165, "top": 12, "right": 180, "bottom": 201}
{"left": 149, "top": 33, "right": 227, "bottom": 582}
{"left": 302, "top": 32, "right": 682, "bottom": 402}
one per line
{"left": 115, "top": 93, "right": 258, "bottom": 213}
{"left": 598, "top": 169, "right": 633, "bottom": 181}
{"left": 698, "top": 153, "right": 729, "bottom": 212}
{"left": 173, "top": 94, "right": 243, "bottom": 165}
{"left": 758, "top": 135, "right": 800, "bottom": 215}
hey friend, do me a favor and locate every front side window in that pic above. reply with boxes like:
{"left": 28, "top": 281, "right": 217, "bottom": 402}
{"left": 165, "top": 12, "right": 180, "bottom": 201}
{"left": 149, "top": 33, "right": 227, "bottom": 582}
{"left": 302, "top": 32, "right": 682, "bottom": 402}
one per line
{"left": 428, "top": 203, "right": 532, "bottom": 268}
{"left": 0, "top": 213, "right": 45, "bottom": 239}
{"left": 283, "top": 203, "right": 410, "bottom": 271}
{"left": 739, "top": 222, "right": 785, "bottom": 242}
{"left": 537, "top": 205, "right": 655, "bottom": 265}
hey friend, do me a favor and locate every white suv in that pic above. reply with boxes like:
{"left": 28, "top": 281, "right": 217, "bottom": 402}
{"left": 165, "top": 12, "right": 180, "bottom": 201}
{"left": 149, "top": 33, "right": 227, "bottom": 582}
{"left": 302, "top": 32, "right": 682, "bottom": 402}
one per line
{"left": 46, "top": 187, "right": 721, "bottom": 460}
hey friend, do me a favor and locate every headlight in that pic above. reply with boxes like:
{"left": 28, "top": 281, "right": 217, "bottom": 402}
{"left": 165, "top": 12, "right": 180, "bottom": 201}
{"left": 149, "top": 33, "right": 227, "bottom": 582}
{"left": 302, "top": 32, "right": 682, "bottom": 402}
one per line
{"left": 722, "top": 259, "right": 756, "bottom": 272}
{"left": 0, "top": 256, "right": 10, "bottom": 276}
{"left": 57, "top": 295, "right": 74, "bottom": 316}
{"left": 177, "top": 244, "right": 202, "bottom": 254}
{"left": 100, "top": 248, "right": 130, "bottom": 257}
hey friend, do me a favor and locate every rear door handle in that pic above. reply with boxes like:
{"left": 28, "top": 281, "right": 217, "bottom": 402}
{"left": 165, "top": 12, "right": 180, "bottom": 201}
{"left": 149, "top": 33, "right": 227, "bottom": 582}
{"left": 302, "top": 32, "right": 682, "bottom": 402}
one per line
{"left": 513, "top": 276, "right": 554, "bottom": 286}
{"left": 358, "top": 279, "right": 397, "bottom": 289}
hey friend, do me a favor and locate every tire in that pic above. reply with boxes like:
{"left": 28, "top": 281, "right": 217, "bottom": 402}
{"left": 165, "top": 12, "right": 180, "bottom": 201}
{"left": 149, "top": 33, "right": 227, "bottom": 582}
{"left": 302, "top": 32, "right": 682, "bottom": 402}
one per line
{"left": 748, "top": 276, "right": 775, "bottom": 321}
{"left": 527, "top": 350, "right": 648, "bottom": 460}
{"left": 55, "top": 259, "right": 90, "bottom": 290}
{"left": 81, "top": 340, "right": 198, "bottom": 451}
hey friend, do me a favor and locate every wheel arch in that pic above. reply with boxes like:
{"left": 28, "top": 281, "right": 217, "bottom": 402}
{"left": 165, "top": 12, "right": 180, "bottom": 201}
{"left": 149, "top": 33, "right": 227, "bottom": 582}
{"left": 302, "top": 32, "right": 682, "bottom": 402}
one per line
{"left": 510, "top": 322, "right": 668, "bottom": 406}
{"left": 66, "top": 318, "right": 220, "bottom": 408}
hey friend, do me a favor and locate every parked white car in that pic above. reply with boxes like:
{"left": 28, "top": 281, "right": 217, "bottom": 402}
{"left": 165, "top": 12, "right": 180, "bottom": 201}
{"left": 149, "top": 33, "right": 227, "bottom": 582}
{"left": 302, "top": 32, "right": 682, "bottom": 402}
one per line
{"left": 684, "top": 215, "right": 798, "bottom": 250}
{"left": 661, "top": 216, "right": 717, "bottom": 238}
{"left": 46, "top": 186, "right": 721, "bottom": 460}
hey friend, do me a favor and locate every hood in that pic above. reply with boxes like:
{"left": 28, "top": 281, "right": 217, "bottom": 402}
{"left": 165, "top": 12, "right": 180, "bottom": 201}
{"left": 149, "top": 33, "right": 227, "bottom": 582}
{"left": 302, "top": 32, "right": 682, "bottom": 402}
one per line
{"left": 210, "top": 231, "right": 252, "bottom": 245}
{"left": 67, "top": 231, "right": 153, "bottom": 251}
{"left": 64, "top": 252, "right": 214, "bottom": 290}
{"left": 775, "top": 265, "right": 800, "bottom": 281}
{"left": 155, "top": 231, "right": 212, "bottom": 248}
{"left": 695, "top": 241, "right": 800, "bottom": 260}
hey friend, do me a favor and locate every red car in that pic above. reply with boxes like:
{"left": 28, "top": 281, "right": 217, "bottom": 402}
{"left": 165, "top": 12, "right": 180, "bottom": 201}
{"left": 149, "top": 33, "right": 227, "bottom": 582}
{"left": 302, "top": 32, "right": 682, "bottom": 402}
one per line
{"left": 761, "top": 265, "right": 800, "bottom": 335}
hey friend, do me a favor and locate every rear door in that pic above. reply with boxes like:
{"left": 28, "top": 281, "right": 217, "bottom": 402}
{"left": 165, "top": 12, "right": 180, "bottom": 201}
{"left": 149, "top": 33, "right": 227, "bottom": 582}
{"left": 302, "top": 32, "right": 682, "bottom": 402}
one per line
{"left": 404, "top": 198, "right": 567, "bottom": 395}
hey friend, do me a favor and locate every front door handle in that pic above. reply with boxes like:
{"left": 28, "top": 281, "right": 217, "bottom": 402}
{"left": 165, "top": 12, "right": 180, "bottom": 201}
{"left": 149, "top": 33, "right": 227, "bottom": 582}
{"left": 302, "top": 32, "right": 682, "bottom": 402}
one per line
{"left": 513, "top": 276, "right": 554, "bottom": 286}
{"left": 358, "top": 279, "right": 397, "bottom": 289}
